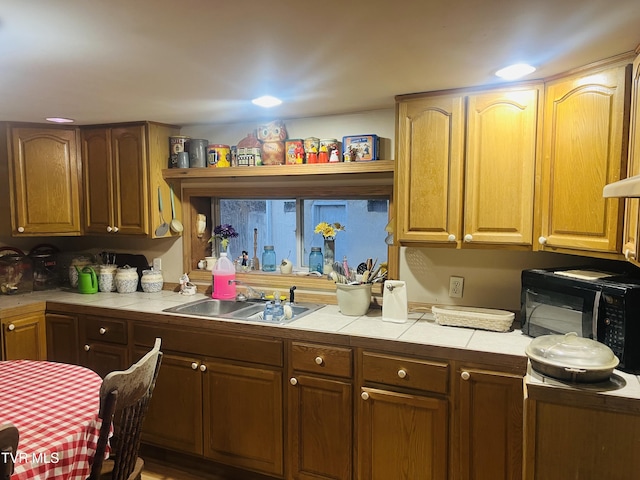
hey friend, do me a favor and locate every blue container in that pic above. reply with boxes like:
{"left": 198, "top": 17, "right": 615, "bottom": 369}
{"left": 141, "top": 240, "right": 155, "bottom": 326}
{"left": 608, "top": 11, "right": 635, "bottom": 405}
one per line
{"left": 262, "top": 246, "right": 276, "bottom": 272}
{"left": 309, "top": 247, "right": 323, "bottom": 274}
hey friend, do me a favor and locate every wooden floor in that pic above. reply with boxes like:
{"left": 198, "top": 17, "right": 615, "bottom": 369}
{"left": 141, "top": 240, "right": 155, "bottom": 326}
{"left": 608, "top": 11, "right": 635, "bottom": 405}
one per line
{"left": 141, "top": 459, "right": 227, "bottom": 480}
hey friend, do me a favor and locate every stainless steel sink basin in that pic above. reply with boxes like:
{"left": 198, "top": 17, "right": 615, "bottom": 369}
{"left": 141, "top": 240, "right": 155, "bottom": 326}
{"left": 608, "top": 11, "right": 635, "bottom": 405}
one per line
{"left": 163, "top": 298, "right": 324, "bottom": 324}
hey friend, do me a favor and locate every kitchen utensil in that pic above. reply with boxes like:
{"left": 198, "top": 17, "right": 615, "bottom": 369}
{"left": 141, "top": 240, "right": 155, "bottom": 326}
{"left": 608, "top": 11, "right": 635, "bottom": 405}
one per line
{"left": 253, "top": 228, "right": 260, "bottom": 271}
{"left": 525, "top": 332, "right": 619, "bottom": 383}
{"left": 169, "top": 185, "right": 183, "bottom": 233}
{"left": 76, "top": 266, "right": 98, "bottom": 294}
{"left": 382, "top": 280, "right": 408, "bottom": 323}
{"left": 155, "top": 187, "right": 169, "bottom": 236}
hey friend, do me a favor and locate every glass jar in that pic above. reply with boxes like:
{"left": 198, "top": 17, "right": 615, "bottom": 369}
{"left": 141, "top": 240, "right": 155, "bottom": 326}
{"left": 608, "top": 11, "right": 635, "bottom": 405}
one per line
{"left": 262, "top": 246, "right": 276, "bottom": 272}
{"left": 141, "top": 269, "right": 164, "bottom": 293}
{"left": 309, "top": 247, "right": 323, "bottom": 274}
{"left": 115, "top": 265, "right": 138, "bottom": 293}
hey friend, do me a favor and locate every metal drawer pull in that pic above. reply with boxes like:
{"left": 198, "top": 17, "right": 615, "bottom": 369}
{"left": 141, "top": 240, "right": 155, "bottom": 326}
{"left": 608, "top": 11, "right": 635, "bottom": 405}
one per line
{"left": 461, "top": 371, "right": 470, "bottom": 381}
{"left": 191, "top": 362, "right": 199, "bottom": 370}
{"left": 361, "top": 391, "right": 369, "bottom": 400}
{"left": 314, "top": 356, "right": 324, "bottom": 365}
{"left": 99, "top": 327, "right": 106, "bottom": 335}
{"left": 397, "top": 369, "right": 407, "bottom": 379}
{"left": 290, "top": 377, "right": 298, "bottom": 385}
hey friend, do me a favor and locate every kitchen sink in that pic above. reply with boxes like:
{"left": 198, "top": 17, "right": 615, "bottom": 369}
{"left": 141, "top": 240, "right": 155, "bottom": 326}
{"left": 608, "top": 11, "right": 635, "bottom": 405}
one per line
{"left": 163, "top": 298, "right": 324, "bottom": 324}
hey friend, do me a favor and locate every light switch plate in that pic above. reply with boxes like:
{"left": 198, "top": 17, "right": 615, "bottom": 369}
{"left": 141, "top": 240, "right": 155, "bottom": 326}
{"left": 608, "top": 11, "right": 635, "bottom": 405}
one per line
{"left": 449, "top": 276, "right": 464, "bottom": 298}
{"left": 153, "top": 257, "right": 162, "bottom": 271}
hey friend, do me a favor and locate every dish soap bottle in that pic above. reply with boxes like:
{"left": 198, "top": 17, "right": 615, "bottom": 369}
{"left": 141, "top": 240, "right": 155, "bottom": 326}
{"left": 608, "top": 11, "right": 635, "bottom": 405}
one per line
{"left": 212, "top": 252, "right": 236, "bottom": 299}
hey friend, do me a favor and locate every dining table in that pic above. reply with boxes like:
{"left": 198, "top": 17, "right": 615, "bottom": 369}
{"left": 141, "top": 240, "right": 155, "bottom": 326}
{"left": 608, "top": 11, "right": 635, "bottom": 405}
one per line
{"left": 0, "top": 359, "right": 106, "bottom": 480}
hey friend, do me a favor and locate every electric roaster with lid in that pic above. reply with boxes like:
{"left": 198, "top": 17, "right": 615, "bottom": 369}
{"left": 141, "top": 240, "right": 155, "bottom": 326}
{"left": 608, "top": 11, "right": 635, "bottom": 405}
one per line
{"left": 525, "top": 332, "right": 619, "bottom": 383}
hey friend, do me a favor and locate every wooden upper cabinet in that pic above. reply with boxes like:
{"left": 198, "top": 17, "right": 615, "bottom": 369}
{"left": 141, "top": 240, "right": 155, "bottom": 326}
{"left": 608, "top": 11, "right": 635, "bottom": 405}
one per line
{"left": 82, "top": 122, "right": 180, "bottom": 237}
{"left": 464, "top": 88, "right": 539, "bottom": 246}
{"left": 395, "top": 86, "right": 539, "bottom": 247}
{"left": 396, "top": 93, "right": 465, "bottom": 244}
{"left": 622, "top": 54, "right": 640, "bottom": 264}
{"left": 538, "top": 62, "right": 631, "bottom": 254}
{"left": 5, "top": 125, "right": 81, "bottom": 235}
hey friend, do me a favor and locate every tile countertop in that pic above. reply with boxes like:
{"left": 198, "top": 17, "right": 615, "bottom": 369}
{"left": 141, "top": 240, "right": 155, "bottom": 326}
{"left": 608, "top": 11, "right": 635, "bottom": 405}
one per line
{"left": 2, "top": 289, "right": 640, "bottom": 402}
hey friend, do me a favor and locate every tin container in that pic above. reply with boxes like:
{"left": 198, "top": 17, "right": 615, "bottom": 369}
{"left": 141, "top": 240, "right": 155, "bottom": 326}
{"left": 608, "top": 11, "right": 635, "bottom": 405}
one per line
{"left": 169, "top": 135, "right": 190, "bottom": 168}
{"left": 285, "top": 139, "right": 305, "bottom": 164}
{"left": 343, "top": 135, "right": 379, "bottom": 162}
{"left": 189, "top": 139, "right": 209, "bottom": 168}
{"left": 304, "top": 137, "right": 320, "bottom": 164}
{"left": 207, "top": 144, "right": 231, "bottom": 168}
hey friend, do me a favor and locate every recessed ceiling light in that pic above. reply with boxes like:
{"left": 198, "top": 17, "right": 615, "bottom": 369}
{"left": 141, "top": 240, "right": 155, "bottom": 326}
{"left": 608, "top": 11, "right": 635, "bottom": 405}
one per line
{"left": 251, "top": 95, "right": 282, "bottom": 108}
{"left": 45, "top": 117, "right": 74, "bottom": 123}
{"left": 495, "top": 64, "right": 536, "bottom": 80}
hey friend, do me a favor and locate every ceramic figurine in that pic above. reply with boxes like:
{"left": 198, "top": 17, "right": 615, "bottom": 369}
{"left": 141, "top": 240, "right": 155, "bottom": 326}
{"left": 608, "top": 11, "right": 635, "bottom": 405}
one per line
{"left": 258, "top": 120, "right": 287, "bottom": 165}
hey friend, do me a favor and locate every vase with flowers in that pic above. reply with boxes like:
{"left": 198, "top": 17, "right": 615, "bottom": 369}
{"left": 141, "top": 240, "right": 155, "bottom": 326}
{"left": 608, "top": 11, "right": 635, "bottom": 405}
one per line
{"left": 209, "top": 224, "right": 239, "bottom": 300}
{"left": 314, "top": 222, "right": 345, "bottom": 274}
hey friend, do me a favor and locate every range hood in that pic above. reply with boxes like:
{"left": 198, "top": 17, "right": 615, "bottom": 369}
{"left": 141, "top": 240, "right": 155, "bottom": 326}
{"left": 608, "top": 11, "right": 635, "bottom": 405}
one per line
{"left": 603, "top": 175, "right": 640, "bottom": 198}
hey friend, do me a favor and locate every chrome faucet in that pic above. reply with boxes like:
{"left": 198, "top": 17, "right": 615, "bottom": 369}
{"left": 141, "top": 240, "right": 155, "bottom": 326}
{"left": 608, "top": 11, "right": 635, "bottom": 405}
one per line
{"left": 228, "top": 280, "right": 265, "bottom": 300}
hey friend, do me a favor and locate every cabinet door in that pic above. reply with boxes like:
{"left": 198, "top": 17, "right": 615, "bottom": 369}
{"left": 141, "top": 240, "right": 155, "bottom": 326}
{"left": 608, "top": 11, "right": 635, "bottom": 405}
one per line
{"left": 140, "top": 350, "right": 204, "bottom": 454}
{"left": 2, "top": 313, "right": 47, "bottom": 360}
{"left": 9, "top": 127, "right": 81, "bottom": 235}
{"left": 288, "top": 374, "right": 352, "bottom": 480}
{"left": 457, "top": 368, "right": 523, "bottom": 480}
{"left": 539, "top": 64, "right": 631, "bottom": 253}
{"left": 79, "top": 341, "right": 129, "bottom": 378}
{"left": 396, "top": 94, "right": 465, "bottom": 244}
{"left": 45, "top": 313, "right": 79, "bottom": 364}
{"left": 82, "top": 127, "right": 115, "bottom": 234}
{"left": 358, "top": 387, "right": 448, "bottom": 480}
{"left": 464, "top": 88, "right": 539, "bottom": 246}
{"left": 203, "top": 360, "right": 284, "bottom": 476}
{"left": 111, "top": 125, "right": 149, "bottom": 235}
{"left": 622, "top": 55, "right": 640, "bottom": 264}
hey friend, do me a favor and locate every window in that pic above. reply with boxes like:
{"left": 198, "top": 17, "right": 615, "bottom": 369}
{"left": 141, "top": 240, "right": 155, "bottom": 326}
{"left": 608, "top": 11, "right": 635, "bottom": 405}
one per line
{"left": 217, "top": 198, "right": 389, "bottom": 271}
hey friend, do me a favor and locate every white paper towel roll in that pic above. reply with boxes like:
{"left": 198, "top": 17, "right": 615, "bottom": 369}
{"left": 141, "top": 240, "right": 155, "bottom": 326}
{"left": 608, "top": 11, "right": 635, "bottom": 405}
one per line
{"left": 382, "top": 280, "right": 408, "bottom": 323}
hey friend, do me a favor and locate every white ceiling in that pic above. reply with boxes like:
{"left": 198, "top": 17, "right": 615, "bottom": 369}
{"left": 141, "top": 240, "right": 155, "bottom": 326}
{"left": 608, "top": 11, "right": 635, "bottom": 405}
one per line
{"left": 1, "top": 0, "right": 639, "bottom": 127}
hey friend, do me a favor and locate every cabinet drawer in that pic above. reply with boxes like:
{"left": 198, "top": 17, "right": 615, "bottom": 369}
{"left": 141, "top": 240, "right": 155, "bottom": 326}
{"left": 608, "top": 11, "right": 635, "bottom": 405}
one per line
{"left": 83, "top": 316, "right": 128, "bottom": 345}
{"left": 291, "top": 342, "right": 352, "bottom": 378}
{"left": 362, "top": 351, "right": 449, "bottom": 394}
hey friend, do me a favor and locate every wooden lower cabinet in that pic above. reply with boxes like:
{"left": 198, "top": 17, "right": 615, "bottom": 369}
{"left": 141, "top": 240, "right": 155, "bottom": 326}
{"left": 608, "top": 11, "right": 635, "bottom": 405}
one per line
{"left": 1, "top": 311, "right": 46, "bottom": 360}
{"left": 287, "top": 341, "right": 353, "bottom": 480}
{"left": 358, "top": 387, "right": 448, "bottom": 480}
{"left": 79, "top": 315, "right": 130, "bottom": 378}
{"left": 46, "top": 312, "right": 79, "bottom": 364}
{"left": 455, "top": 365, "right": 524, "bottom": 480}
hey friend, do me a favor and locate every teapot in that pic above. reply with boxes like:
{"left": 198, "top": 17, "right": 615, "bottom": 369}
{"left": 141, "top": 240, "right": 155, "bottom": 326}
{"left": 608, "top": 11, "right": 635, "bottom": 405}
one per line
{"left": 76, "top": 266, "right": 98, "bottom": 294}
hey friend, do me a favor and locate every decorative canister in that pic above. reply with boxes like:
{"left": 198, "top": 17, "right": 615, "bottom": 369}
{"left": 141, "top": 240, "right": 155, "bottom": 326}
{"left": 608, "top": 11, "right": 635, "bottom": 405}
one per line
{"left": 207, "top": 144, "right": 231, "bottom": 168}
{"left": 69, "top": 256, "right": 92, "bottom": 288}
{"left": 189, "top": 139, "right": 209, "bottom": 168}
{"left": 169, "top": 135, "right": 190, "bottom": 168}
{"left": 115, "top": 265, "right": 139, "bottom": 293}
{"left": 98, "top": 264, "right": 117, "bottom": 292}
{"left": 285, "top": 139, "right": 305, "bottom": 164}
{"left": 320, "top": 139, "right": 340, "bottom": 163}
{"left": 304, "top": 137, "right": 320, "bottom": 164}
{"left": 141, "top": 269, "right": 164, "bottom": 293}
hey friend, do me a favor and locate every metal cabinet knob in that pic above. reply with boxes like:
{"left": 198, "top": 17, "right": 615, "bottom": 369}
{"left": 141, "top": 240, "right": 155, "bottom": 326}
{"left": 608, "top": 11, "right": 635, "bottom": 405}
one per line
{"left": 461, "top": 371, "right": 471, "bottom": 381}
{"left": 8, "top": 323, "right": 15, "bottom": 331}
{"left": 199, "top": 364, "right": 207, "bottom": 372}
{"left": 397, "top": 369, "right": 407, "bottom": 379}
{"left": 464, "top": 234, "right": 473, "bottom": 242}
{"left": 84, "top": 344, "right": 91, "bottom": 351}
{"left": 191, "top": 362, "right": 199, "bottom": 370}
{"left": 448, "top": 234, "right": 456, "bottom": 242}
{"left": 361, "top": 391, "right": 370, "bottom": 401}
{"left": 314, "top": 356, "right": 324, "bottom": 365}
{"left": 99, "top": 327, "right": 106, "bottom": 335}
{"left": 17, "top": 227, "right": 24, "bottom": 233}
{"left": 290, "top": 377, "right": 298, "bottom": 386}
{"left": 538, "top": 236, "right": 547, "bottom": 245}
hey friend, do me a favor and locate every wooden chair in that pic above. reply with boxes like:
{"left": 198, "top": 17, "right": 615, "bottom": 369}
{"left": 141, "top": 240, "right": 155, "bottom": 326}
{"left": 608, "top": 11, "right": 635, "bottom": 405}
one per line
{"left": 88, "top": 338, "right": 163, "bottom": 480}
{"left": 0, "top": 423, "right": 19, "bottom": 480}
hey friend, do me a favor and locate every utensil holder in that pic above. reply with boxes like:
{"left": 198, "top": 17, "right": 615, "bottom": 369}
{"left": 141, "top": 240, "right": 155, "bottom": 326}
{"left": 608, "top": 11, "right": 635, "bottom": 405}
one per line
{"left": 336, "top": 283, "right": 372, "bottom": 316}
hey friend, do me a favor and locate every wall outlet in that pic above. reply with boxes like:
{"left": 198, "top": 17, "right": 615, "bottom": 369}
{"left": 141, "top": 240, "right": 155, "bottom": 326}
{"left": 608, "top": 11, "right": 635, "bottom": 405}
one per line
{"left": 152, "top": 257, "right": 162, "bottom": 271}
{"left": 449, "top": 276, "right": 464, "bottom": 298}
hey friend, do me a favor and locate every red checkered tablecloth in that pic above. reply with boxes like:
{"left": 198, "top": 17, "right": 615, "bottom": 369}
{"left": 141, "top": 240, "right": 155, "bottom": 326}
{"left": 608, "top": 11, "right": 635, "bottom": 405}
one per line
{"left": 0, "top": 360, "right": 105, "bottom": 480}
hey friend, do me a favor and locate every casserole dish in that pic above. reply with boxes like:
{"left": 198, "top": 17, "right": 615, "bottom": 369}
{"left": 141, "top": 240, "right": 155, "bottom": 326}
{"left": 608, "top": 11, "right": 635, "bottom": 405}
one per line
{"left": 525, "top": 332, "right": 619, "bottom": 382}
